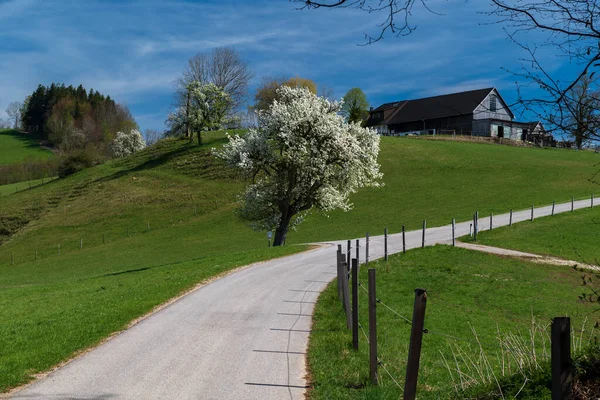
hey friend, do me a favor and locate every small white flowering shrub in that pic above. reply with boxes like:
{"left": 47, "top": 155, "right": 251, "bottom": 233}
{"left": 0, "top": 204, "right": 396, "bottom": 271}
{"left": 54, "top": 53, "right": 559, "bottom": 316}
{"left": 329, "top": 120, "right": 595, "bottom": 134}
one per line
{"left": 112, "top": 129, "right": 146, "bottom": 158}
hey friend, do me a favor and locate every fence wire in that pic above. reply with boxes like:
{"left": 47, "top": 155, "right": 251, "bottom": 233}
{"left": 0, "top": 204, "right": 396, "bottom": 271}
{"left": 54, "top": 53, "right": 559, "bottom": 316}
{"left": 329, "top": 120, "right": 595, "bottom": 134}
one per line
{"left": 377, "top": 357, "right": 403, "bottom": 390}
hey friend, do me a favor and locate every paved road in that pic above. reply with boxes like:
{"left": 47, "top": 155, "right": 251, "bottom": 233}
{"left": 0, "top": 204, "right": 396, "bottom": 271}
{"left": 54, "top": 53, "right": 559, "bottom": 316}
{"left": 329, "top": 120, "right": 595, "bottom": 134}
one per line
{"left": 9, "top": 198, "right": 597, "bottom": 400}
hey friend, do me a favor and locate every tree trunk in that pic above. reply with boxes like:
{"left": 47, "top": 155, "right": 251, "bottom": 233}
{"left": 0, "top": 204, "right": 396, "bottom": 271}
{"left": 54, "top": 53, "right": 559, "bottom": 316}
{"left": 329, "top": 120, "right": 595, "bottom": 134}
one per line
{"left": 186, "top": 91, "right": 191, "bottom": 140}
{"left": 273, "top": 210, "right": 293, "bottom": 247}
{"left": 197, "top": 130, "right": 202, "bottom": 146}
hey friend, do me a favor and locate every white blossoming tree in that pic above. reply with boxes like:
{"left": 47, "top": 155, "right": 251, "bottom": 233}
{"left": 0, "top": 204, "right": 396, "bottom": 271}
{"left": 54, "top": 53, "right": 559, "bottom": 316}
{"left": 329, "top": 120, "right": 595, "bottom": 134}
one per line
{"left": 166, "top": 81, "right": 230, "bottom": 145}
{"left": 216, "top": 86, "right": 383, "bottom": 246}
{"left": 112, "top": 129, "right": 146, "bottom": 158}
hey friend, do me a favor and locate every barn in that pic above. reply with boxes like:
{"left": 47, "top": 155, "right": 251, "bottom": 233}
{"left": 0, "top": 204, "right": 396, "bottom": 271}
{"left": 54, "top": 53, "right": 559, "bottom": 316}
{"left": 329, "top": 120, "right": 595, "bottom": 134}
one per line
{"left": 366, "top": 87, "right": 554, "bottom": 146}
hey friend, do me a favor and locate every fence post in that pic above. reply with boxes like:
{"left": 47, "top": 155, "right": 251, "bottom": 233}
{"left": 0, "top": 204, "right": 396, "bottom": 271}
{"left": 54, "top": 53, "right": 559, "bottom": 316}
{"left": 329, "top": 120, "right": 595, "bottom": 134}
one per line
{"left": 421, "top": 221, "right": 426, "bottom": 248}
{"left": 404, "top": 289, "right": 428, "bottom": 400}
{"left": 592, "top": 193, "right": 594, "bottom": 208}
{"left": 368, "top": 268, "right": 378, "bottom": 385}
{"left": 384, "top": 228, "right": 388, "bottom": 261}
{"left": 352, "top": 258, "right": 359, "bottom": 350}
{"left": 366, "top": 232, "right": 370, "bottom": 264}
{"left": 531, "top": 204, "right": 534, "bottom": 221}
{"left": 337, "top": 246, "right": 343, "bottom": 300}
{"left": 490, "top": 213, "right": 493, "bottom": 231}
{"left": 510, "top": 209, "right": 513, "bottom": 226}
{"left": 473, "top": 213, "right": 478, "bottom": 241}
{"left": 469, "top": 223, "right": 473, "bottom": 237}
{"left": 571, "top": 196, "right": 574, "bottom": 212}
{"left": 341, "top": 258, "right": 352, "bottom": 330}
{"left": 346, "top": 240, "right": 351, "bottom": 272}
{"left": 452, "top": 219, "right": 456, "bottom": 246}
{"left": 551, "top": 317, "right": 572, "bottom": 400}
{"left": 552, "top": 201, "right": 555, "bottom": 216}
{"left": 402, "top": 225, "right": 406, "bottom": 254}
{"left": 356, "top": 239, "right": 360, "bottom": 263}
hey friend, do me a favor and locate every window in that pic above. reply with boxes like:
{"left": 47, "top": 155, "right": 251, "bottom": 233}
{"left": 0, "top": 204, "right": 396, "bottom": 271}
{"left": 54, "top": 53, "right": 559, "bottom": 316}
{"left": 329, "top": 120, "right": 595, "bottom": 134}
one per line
{"left": 489, "top": 94, "right": 497, "bottom": 112}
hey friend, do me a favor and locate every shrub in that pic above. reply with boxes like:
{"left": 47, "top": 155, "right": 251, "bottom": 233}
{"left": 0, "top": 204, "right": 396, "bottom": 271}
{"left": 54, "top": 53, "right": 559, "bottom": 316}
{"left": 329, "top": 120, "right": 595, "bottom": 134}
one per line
{"left": 58, "top": 147, "right": 103, "bottom": 177}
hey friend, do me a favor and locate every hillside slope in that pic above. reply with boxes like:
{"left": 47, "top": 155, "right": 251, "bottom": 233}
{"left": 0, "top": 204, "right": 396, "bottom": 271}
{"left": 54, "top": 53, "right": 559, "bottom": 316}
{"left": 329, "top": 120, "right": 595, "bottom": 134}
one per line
{"left": 0, "top": 132, "right": 598, "bottom": 392}
{"left": 0, "top": 129, "right": 54, "bottom": 165}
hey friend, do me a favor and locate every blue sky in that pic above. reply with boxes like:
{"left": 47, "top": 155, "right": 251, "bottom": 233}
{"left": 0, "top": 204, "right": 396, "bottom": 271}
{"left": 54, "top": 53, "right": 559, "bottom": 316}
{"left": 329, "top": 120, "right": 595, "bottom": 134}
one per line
{"left": 0, "top": 0, "right": 576, "bottom": 133}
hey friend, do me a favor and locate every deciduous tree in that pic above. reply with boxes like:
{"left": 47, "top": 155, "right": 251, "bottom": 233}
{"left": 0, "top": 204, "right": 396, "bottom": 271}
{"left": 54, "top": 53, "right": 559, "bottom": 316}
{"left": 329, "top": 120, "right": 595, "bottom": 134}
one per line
{"left": 112, "top": 129, "right": 146, "bottom": 158}
{"left": 216, "top": 86, "right": 383, "bottom": 246}
{"left": 341, "top": 87, "right": 369, "bottom": 124}
{"left": 6, "top": 101, "right": 22, "bottom": 129}
{"left": 167, "top": 82, "right": 230, "bottom": 145}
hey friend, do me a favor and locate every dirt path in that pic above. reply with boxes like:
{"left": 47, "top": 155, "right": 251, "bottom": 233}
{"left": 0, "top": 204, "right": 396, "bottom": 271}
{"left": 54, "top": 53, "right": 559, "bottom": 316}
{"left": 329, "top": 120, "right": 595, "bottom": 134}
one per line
{"left": 455, "top": 241, "right": 600, "bottom": 272}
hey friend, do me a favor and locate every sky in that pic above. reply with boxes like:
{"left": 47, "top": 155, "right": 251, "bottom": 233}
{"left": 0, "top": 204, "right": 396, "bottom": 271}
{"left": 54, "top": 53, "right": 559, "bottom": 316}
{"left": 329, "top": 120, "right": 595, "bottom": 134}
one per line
{"left": 0, "top": 0, "right": 581, "bottom": 133}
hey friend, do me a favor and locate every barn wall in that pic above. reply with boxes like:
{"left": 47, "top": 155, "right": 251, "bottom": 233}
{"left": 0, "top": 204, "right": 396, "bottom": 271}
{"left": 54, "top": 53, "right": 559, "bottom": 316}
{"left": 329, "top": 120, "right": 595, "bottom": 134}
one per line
{"left": 473, "top": 89, "right": 513, "bottom": 121}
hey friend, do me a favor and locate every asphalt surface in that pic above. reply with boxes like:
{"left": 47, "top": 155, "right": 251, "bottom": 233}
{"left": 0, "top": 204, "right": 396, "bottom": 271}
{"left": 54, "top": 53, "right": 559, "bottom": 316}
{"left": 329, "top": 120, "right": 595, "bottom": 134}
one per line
{"left": 9, "top": 198, "right": 598, "bottom": 400}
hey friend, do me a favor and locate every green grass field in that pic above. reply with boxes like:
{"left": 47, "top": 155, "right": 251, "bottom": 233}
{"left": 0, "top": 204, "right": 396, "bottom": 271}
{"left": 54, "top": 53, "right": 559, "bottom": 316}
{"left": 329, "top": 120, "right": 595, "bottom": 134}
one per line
{"left": 0, "top": 176, "right": 58, "bottom": 196}
{"left": 290, "top": 137, "right": 599, "bottom": 243}
{"left": 473, "top": 206, "right": 600, "bottom": 264}
{"left": 0, "top": 129, "right": 54, "bottom": 165}
{"left": 1, "top": 131, "right": 599, "bottom": 393}
{"left": 0, "top": 132, "right": 307, "bottom": 391}
{"left": 307, "top": 246, "right": 595, "bottom": 399}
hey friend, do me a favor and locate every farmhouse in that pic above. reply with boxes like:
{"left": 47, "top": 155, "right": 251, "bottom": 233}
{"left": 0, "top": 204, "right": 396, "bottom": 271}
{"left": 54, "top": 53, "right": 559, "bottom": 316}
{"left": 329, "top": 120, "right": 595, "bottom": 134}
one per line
{"left": 366, "top": 88, "right": 554, "bottom": 146}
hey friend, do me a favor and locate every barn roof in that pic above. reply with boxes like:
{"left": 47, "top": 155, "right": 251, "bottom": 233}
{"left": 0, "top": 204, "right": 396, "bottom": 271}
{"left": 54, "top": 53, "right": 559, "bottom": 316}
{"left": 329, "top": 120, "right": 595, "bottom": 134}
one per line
{"left": 371, "top": 88, "right": 512, "bottom": 125}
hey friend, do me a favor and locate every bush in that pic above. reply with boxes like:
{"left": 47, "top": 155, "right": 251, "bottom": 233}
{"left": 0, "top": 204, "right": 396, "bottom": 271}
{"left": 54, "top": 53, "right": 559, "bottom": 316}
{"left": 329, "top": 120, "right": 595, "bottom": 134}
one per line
{"left": 58, "top": 147, "right": 103, "bottom": 177}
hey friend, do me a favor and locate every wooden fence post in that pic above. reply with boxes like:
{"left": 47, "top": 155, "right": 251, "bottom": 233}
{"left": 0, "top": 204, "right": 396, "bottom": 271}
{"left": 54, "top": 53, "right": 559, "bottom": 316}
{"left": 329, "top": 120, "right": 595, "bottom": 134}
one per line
{"left": 368, "top": 268, "right": 378, "bottom": 385}
{"left": 552, "top": 201, "right": 555, "bottom": 216}
{"left": 571, "top": 197, "right": 574, "bottom": 212}
{"left": 421, "top": 221, "right": 426, "bottom": 248}
{"left": 551, "top": 317, "right": 572, "bottom": 400}
{"left": 341, "top": 258, "right": 352, "bottom": 330}
{"left": 356, "top": 239, "right": 359, "bottom": 263}
{"left": 469, "top": 223, "right": 473, "bottom": 237}
{"left": 402, "top": 225, "right": 406, "bottom": 254}
{"left": 490, "top": 213, "right": 493, "bottom": 231}
{"left": 366, "top": 232, "right": 370, "bottom": 264}
{"left": 352, "top": 258, "right": 359, "bottom": 350}
{"left": 592, "top": 193, "right": 594, "bottom": 208}
{"left": 337, "top": 246, "right": 343, "bottom": 300}
{"left": 452, "top": 219, "right": 456, "bottom": 246}
{"left": 347, "top": 240, "right": 351, "bottom": 272}
{"left": 473, "top": 213, "right": 478, "bottom": 241}
{"left": 404, "top": 289, "right": 428, "bottom": 400}
{"left": 531, "top": 204, "right": 534, "bottom": 221}
{"left": 509, "top": 209, "right": 513, "bottom": 226}
{"left": 384, "top": 228, "right": 388, "bottom": 261}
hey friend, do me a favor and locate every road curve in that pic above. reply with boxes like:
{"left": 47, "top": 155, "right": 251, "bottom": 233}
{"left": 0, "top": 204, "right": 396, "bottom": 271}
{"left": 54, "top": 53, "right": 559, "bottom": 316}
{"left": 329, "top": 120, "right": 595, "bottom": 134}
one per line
{"left": 8, "top": 198, "right": 598, "bottom": 399}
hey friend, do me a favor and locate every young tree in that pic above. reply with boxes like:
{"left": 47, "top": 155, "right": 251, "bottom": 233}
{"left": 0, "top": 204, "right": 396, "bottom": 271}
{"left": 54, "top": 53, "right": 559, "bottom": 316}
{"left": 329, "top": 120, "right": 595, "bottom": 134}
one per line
{"left": 558, "top": 75, "right": 600, "bottom": 149}
{"left": 112, "top": 129, "right": 146, "bottom": 158}
{"left": 167, "top": 82, "right": 230, "bottom": 145}
{"left": 6, "top": 101, "right": 22, "bottom": 129}
{"left": 252, "top": 76, "right": 319, "bottom": 112}
{"left": 144, "top": 129, "right": 163, "bottom": 146}
{"left": 216, "top": 86, "right": 383, "bottom": 246}
{"left": 176, "top": 47, "right": 253, "bottom": 114}
{"left": 341, "top": 87, "right": 369, "bottom": 124}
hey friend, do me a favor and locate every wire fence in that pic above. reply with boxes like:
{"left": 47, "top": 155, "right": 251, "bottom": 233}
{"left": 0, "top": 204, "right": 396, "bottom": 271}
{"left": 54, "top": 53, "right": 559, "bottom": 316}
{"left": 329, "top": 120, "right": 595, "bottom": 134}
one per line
{"left": 334, "top": 237, "right": 593, "bottom": 399}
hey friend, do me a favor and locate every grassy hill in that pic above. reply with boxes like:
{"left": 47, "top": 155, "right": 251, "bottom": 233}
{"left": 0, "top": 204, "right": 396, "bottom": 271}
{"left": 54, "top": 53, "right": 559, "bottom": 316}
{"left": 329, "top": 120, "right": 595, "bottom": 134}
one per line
{"left": 0, "top": 132, "right": 598, "bottom": 392}
{"left": 290, "top": 137, "right": 600, "bottom": 243}
{"left": 0, "top": 129, "right": 54, "bottom": 165}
